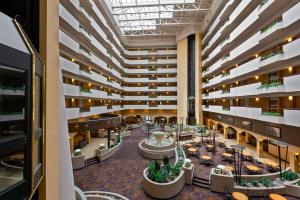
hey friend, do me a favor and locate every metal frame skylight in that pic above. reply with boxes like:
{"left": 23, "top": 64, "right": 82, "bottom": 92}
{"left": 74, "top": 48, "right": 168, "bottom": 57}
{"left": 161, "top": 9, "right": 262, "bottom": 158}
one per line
{"left": 109, "top": 0, "right": 211, "bottom": 37}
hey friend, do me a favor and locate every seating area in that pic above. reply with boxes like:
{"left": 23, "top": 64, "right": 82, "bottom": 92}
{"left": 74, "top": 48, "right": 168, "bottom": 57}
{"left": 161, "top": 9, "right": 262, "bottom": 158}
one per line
{"left": 181, "top": 135, "right": 284, "bottom": 179}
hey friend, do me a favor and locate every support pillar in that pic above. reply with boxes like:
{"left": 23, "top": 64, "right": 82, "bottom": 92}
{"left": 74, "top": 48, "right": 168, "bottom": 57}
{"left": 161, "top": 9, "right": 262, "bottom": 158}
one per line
{"left": 86, "top": 131, "right": 91, "bottom": 144}
{"left": 245, "top": 132, "right": 250, "bottom": 144}
{"left": 69, "top": 136, "right": 74, "bottom": 153}
{"left": 290, "top": 153, "right": 300, "bottom": 173}
{"left": 237, "top": 132, "right": 242, "bottom": 145}
{"left": 224, "top": 128, "right": 229, "bottom": 139}
{"left": 107, "top": 129, "right": 111, "bottom": 149}
{"left": 257, "top": 140, "right": 264, "bottom": 158}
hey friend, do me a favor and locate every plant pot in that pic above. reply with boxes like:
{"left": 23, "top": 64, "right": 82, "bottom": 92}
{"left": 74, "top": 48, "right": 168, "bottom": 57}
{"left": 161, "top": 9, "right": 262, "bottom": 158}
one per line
{"left": 72, "top": 154, "right": 85, "bottom": 170}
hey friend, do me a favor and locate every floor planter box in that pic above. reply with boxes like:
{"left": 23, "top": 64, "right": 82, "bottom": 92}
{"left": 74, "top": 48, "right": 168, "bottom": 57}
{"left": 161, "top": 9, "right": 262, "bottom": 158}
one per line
{"left": 143, "top": 169, "right": 185, "bottom": 199}
{"left": 233, "top": 185, "right": 286, "bottom": 196}
{"left": 96, "top": 138, "right": 122, "bottom": 162}
{"left": 72, "top": 154, "right": 86, "bottom": 170}
{"left": 284, "top": 179, "right": 300, "bottom": 198}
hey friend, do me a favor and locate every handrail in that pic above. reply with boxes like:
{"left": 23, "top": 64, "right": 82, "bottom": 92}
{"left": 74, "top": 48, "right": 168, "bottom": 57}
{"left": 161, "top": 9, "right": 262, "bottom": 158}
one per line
{"left": 84, "top": 191, "right": 129, "bottom": 200}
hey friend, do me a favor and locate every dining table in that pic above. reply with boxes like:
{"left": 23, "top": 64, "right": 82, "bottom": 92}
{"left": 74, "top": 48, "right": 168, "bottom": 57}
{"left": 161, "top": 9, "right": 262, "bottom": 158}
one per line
{"left": 246, "top": 165, "right": 260, "bottom": 172}
{"left": 269, "top": 193, "right": 287, "bottom": 200}
{"left": 232, "top": 192, "right": 248, "bottom": 200}
{"left": 188, "top": 147, "right": 197, "bottom": 155}
{"left": 201, "top": 155, "right": 211, "bottom": 160}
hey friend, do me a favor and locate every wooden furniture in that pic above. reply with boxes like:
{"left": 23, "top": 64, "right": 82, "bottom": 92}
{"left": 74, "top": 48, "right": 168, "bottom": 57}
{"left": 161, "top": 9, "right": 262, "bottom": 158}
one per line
{"left": 269, "top": 193, "right": 287, "bottom": 200}
{"left": 232, "top": 192, "right": 248, "bottom": 200}
{"left": 245, "top": 165, "right": 261, "bottom": 174}
{"left": 179, "top": 133, "right": 193, "bottom": 141}
{"left": 223, "top": 153, "right": 233, "bottom": 157}
{"left": 224, "top": 165, "right": 234, "bottom": 171}
{"left": 188, "top": 147, "right": 197, "bottom": 155}
{"left": 185, "top": 143, "right": 192, "bottom": 148}
{"left": 201, "top": 155, "right": 211, "bottom": 160}
{"left": 264, "top": 160, "right": 279, "bottom": 167}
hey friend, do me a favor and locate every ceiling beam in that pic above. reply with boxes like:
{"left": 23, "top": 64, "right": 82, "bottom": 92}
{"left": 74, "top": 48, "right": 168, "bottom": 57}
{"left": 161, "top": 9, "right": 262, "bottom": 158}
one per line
{"left": 111, "top": 2, "right": 199, "bottom": 9}
{"left": 112, "top": 8, "right": 210, "bottom": 15}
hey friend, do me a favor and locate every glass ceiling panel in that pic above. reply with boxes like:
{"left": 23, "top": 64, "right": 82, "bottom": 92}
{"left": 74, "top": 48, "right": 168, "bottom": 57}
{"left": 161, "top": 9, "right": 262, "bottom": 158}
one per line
{"left": 109, "top": 0, "right": 204, "bottom": 35}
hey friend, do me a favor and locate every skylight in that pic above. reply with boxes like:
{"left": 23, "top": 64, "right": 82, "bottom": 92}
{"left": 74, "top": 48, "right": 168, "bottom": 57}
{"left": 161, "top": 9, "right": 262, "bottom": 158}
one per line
{"left": 109, "top": 0, "right": 211, "bottom": 37}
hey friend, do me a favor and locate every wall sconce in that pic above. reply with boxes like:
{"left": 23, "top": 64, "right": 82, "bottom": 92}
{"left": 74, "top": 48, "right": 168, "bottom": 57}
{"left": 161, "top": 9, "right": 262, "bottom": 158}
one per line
{"left": 255, "top": 98, "right": 259, "bottom": 101}
{"left": 288, "top": 96, "right": 293, "bottom": 101}
{"left": 288, "top": 66, "right": 293, "bottom": 72}
{"left": 255, "top": 76, "right": 259, "bottom": 80}
{"left": 71, "top": 98, "right": 75, "bottom": 102}
{"left": 287, "top": 37, "right": 293, "bottom": 42}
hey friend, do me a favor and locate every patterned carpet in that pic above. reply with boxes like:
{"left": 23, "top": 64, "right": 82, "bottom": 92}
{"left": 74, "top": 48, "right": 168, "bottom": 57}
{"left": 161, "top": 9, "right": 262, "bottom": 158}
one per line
{"left": 73, "top": 128, "right": 299, "bottom": 200}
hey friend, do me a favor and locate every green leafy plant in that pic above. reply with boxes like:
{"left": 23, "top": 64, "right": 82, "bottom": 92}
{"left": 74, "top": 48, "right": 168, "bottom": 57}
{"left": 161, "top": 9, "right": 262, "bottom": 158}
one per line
{"left": 282, "top": 170, "right": 298, "bottom": 181}
{"left": 147, "top": 161, "right": 156, "bottom": 180}
{"left": 259, "top": 177, "right": 272, "bottom": 187}
{"left": 171, "top": 164, "right": 181, "bottom": 176}
{"left": 154, "top": 171, "right": 166, "bottom": 183}
{"left": 73, "top": 149, "right": 83, "bottom": 156}
{"left": 296, "top": 181, "right": 300, "bottom": 186}
{"left": 239, "top": 180, "right": 248, "bottom": 187}
{"left": 249, "top": 180, "right": 259, "bottom": 187}
{"left": 154, "top": 160, "right": 161, "bottom": 171}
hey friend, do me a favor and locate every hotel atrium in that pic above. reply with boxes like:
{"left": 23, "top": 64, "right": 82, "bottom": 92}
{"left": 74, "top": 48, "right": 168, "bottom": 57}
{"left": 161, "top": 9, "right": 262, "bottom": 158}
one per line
{"left": 1, "top": 0, "right": 300, "bottom": 199}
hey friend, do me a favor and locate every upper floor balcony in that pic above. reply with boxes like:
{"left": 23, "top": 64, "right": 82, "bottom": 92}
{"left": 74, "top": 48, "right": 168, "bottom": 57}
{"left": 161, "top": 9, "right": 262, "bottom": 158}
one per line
{"left": 203, "top": 73, "right": 300, "bottom": 99}
{"left": 124, "top": 49, "right": 177, "bottom": 57}
{"left": 202, "top": 105, "right": 300, "bottom": 127}
{"left": 59, "top": 30, "right": 79, "bottom": 53}
{"left": 123, "top": 104, "right": 176, "bottom": 110}
{"left": 203, "top": 37, "right": 300, "bottom": 78}
{"left": 123, "top": 67, "right": 177, "bottom": 74}
{"left": 124, "top": 77, "right": 176, "bottom": 83}
{"left": 124, "top": 58, "right": 177, "bottom": 66}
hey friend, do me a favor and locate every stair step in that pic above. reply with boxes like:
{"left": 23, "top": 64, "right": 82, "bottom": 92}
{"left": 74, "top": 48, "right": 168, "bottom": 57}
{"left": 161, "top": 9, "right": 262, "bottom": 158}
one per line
{"left": 192, "top": 181, "right": 211, "bottom": 189}
{"left": 193, "top": 179, "right": 210, "bottom": 185}
{"left": 86, "top": 157, "right": 99, "bottom": 166}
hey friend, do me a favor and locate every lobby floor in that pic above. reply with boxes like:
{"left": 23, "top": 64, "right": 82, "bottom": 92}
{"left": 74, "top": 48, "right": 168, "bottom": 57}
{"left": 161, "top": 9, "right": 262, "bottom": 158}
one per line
{"left": 73, "top": 128, "right": 298, "bottom": 200}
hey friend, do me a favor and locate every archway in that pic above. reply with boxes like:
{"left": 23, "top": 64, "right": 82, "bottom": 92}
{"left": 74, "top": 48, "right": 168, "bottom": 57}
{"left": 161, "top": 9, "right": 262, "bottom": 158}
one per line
{"left": 216, "top": 123, "right": 224, "bottom": 134}
{"left": 227, "top": 126, "right": 237, "bottom": 139}
{"left": 154, "top": 116, "right": 167, "bottom": 124}
{"left": 168, "top": 116, "right": 177, "bottom": 124}
{"left": 125, "top": 116, "right": 139, "bottom": 124}
{"left": 208, "top": 120, "right": 216, "bottom": 130}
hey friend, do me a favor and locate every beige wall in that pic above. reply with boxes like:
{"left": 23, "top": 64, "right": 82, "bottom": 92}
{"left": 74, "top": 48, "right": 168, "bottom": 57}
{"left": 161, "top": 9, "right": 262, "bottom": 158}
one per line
{"left": 177, "top": 38, "right": 188, "bottom": 123}
{"left": 195, "top": 33, "right": 203, "bottom": 125}
{"left": 176, "top": 33, "right": 203, "bottom": 124}
{"left": 39, "top": 0, "right": 75, "bottom": 199}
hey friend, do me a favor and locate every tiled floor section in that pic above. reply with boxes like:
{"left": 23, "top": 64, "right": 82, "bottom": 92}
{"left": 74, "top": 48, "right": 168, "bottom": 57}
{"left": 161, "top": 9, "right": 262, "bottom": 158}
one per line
{"left": 74, "top": 128, "right": 299, "bottom": 200}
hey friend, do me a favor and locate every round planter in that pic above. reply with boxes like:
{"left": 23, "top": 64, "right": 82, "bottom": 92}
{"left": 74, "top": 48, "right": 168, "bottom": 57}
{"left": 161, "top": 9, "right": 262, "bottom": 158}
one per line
{"left": 143, "top": 169, "right": 185, "bottom": 199}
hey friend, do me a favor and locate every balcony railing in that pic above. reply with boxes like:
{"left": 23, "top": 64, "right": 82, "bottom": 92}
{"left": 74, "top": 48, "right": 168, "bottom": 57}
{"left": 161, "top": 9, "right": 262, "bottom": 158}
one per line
{"left": 261, "top": 108, "right": 283, "bottom": 117}
{"left": 260, "top": 47, "right": 283, "bottom": 61}
{"left": 80, "top": 87, "right": 91, "bottom": 93}
{"left": 222, "top": 106, "right": 230, "bottom": 111}
{"left": 260, "top": 0, "right": 268, "bottom": 6}
{"left": 221, "top": 89, "right": 230, "bottom": 94}
{"left": 0, "top": 84, "right": 25, "bottom": 91}
{"left": 261, "top": 17, "right": 282, "bottom": 33}
{"left": 221, "top": 72, "right": 230, "bottom": 77}
{"left": 257, "top": 79, "right": 283, "bottom": 90}
{"left": 79, "top": 107, "right": 90, "bottom": 113}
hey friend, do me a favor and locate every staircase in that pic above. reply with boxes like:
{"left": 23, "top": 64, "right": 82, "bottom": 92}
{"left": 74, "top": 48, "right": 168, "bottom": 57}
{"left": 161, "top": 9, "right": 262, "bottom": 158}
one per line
{"left": 192, "top": 176, "right": 211, "bottom": 189}
{"left": 86, "top": 157, "right": 99, "bottom": 166}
